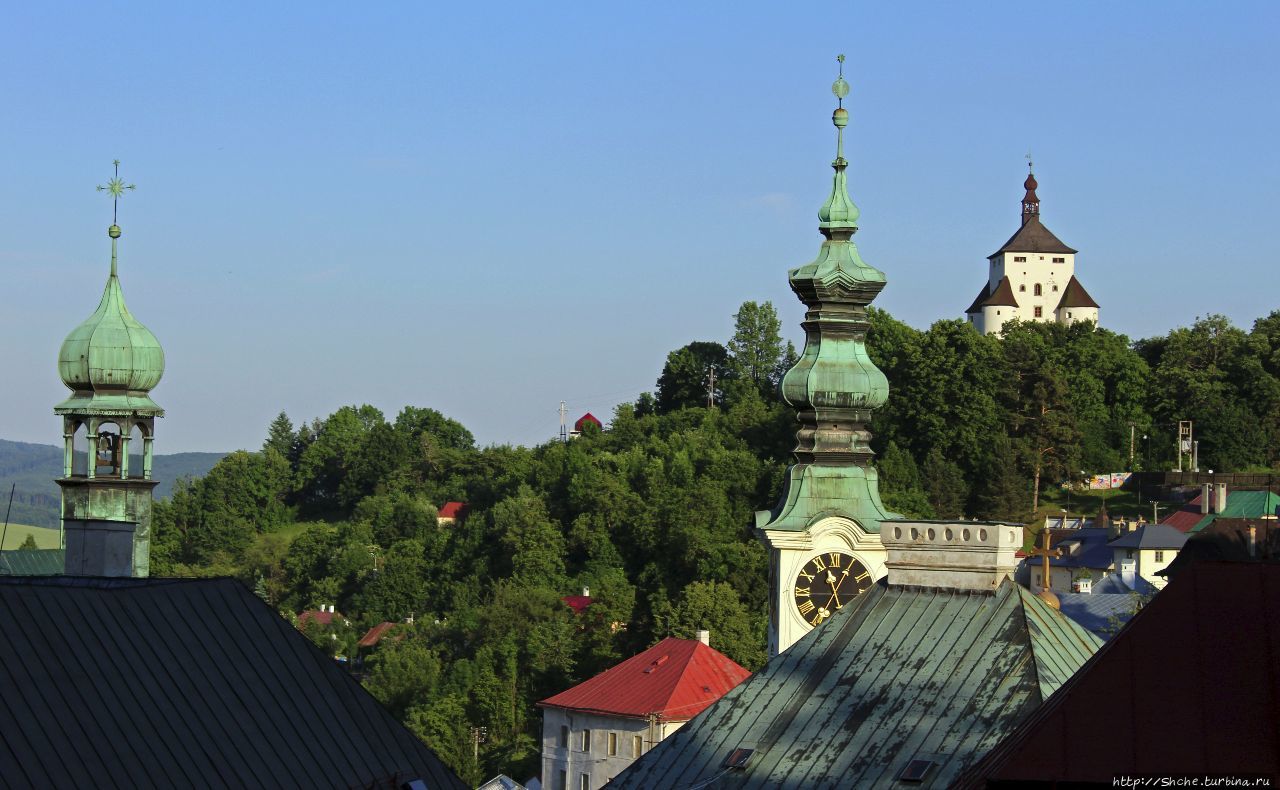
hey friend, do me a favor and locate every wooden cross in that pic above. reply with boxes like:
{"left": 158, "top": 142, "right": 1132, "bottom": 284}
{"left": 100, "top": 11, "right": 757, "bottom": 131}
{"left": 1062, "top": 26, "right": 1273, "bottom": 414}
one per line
{"left": 1027, "top": 528, "right": 1061, "bottom": 593}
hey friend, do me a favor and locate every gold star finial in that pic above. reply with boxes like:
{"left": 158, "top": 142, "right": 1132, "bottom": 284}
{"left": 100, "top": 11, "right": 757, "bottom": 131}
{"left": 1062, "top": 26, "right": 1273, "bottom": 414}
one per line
{"left": 96, "top": 159, "right": 135, "bottom": 227}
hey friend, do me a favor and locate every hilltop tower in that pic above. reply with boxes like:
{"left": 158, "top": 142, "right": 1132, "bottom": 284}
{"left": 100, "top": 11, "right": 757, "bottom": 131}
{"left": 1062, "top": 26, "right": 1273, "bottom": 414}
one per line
{"left": 966, "top": 163, "right": 1099, "bottom": 335}
{"left": 54, "top": 162, "right": 164, "bottom": 577}
{"left": 755, "top": 58, "right": 894, "bottom": 656}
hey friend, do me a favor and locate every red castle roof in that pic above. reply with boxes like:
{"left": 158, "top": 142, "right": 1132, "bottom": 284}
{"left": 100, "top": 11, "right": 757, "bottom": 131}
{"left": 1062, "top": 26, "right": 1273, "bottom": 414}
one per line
{"left": 574, "top": 413, "right": 602, "bottom": 432}
{"left": 538, "top": 636, "right": 750, "bottom": 721}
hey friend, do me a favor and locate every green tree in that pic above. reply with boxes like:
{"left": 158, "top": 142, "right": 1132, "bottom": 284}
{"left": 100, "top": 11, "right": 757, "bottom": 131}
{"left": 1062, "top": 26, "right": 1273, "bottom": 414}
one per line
{"left": 728, "top": 300, "right": 785, "bottom": 393}
{"left": 263, "top": 410, "right": 296, "bottom": 461}
{"left": 656, "top": 341, "right": 729, "bottom": 412}
{"left": 662, "top": 580, "right": 766, "bottom": 670}
{"left": 17, "top": 534, "right": 38, "bottom": 551}
{"left": 922, "top": 448, "right": 968, "bottom": 519}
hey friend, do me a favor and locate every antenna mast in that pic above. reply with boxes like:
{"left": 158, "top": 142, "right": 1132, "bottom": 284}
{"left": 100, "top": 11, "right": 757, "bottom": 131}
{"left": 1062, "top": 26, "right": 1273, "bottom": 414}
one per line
{"left": 559, "top": 401, "right": 568, "bottom": 443}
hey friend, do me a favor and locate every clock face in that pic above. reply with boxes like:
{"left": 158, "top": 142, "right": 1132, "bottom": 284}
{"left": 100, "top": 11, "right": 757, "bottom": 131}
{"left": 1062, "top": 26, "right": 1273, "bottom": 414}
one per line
{"left": 793, "top": 552, "right": 872, "bottom": 627}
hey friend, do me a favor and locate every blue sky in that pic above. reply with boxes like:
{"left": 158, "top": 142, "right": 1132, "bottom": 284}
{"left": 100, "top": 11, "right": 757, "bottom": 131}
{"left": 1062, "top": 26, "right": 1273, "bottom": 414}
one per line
{"left": 3, "top": 1, "right": 1277, "bottom": 452}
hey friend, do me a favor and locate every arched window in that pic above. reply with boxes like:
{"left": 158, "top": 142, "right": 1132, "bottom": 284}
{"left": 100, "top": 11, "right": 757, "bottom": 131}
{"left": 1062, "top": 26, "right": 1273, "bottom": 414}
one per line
{"left": 1018, "top": 284, "right": 1026, "bottom": 292}
{"left": 1034, "top": 283, "right": 1043, "bottom": 296}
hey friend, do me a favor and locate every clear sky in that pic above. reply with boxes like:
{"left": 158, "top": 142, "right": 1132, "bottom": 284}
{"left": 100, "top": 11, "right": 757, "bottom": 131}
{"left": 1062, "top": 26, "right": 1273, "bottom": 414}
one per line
{"left": 3, "top": 1, "right": 1277, "bottom": 452}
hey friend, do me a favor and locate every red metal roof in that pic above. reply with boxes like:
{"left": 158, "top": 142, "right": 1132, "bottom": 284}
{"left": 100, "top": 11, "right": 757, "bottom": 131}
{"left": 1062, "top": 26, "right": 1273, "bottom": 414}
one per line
{"left": 437, "top": 502, "right": 469, "bottom": 519}
{"left": 357, "top": 622, "right": 398, "bottom": 648}
{"left": 574, "top": 413, "right": 602, "bottom": 431}
{"left": 561, "top": 595, "right": 592, "bottom": 614}
{"left": 957, "top": 561, "right": 1280, "bottom": 786}
{"left": 538, "top": 637, "right": 750, "bottom": 721}
{"left": 1161, "top": 493, "right": 1207, "bottom": 532}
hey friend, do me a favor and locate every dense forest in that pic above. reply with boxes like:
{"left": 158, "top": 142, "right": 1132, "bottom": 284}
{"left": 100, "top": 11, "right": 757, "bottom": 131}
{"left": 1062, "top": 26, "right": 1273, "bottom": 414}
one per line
{"left": 151, "top": 304, "right": 1280, "bottom": 784}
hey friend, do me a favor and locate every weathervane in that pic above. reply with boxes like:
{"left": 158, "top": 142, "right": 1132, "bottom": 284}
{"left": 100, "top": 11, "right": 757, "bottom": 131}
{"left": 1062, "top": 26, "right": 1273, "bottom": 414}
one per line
{"left": 96, "top": 159, "right": 135, "bottom": 227}
{"left": 833, "top": 54, "right": 849, "bottom": 109}
{"left": 1025, "top": 150, "right": 1035, "bottom": 174}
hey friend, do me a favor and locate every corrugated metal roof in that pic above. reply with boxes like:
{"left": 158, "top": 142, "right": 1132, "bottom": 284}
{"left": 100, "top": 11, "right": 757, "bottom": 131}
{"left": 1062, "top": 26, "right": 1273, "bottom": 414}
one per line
{"left": 607, "top": 580, "right": 1101, "bottom": 788}
{"left": 539, "top": 637, "right": 750, "bottom": 721}
{"left": 957, "top": 562, "right": 1280, "bottom": 786}
{"left": 0, "top": 576, "right": 463, "bottom": 789}
{"left": 0, "top": 549, "right": 64, "bottom": 575}
{"left": 1107, "top": 523, "right": 1187, "bottom": 549}
{"left": 1162, "top": 491, "right": 1280, "bottom": 533}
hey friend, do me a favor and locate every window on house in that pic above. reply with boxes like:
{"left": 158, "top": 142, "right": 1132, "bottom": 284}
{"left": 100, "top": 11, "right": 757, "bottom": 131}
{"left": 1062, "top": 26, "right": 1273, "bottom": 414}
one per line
{"left": 579, "top": 773, "right": 590, "bottom": 790}
{"left": 581, "top": 729, "right": 591, "bottom": 751}
{"left": 634, "top": 735, "right": 644, "bottom": 757}
{"left": 996, "top": 310, "right": 1002, "bottom": 315}
{"left": 557, "top": 770, "right": 567, "bottom": 790}
{"left": 1034, "top": 572, "right": 1041, "bottom": 585}
{"left": 1068, "top": 312, "right": 1073, "bottom": 318}
{"left": 1034, "top": 306, "right": 1043, "bottom": 318}
{"left": 1034, "top": 283, "right": 1042, "bottom": 296}
{"left": 1014, "top": 256, "right": 1027, "bottom": 262}
{"left": 1126, "top": 549, "right": 1134, "bottom": 559}
{"left": 1053, "top": 257, "right": 1065, "bottom": 263}
{"left": 559, "top": 725, "right": 569, "bottom": 748}
{"left": 1039, "top": 256, "right": 1045, "bottom": 260}
{"left": 1053, "top": 285, "right": 1059, "bottom": 291}
{"left": 608, "top": 732, "right": 618, "bottom": 756}
{"left": 1019, "top": 284, "right": 1026, "bottom": 292}
{"left": 1155, "top": 551, "right": 1165, "bottom": 562}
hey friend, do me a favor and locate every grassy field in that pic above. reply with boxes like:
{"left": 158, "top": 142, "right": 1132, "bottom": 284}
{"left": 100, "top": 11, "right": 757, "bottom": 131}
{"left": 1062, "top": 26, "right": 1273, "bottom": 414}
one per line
{"left": 0, "top": 523, "right": 60, "bottom": 550}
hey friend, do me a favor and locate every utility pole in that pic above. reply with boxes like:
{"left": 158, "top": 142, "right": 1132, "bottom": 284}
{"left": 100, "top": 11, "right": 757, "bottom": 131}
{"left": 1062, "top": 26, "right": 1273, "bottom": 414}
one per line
{"left": 559, "top": 401, "right": 568, "bottom": 443}
{"left": 706, "top": 365, "right": 718, "bottom": 408}
{"left": 471, "top": 725, "right": 487, "bottom": 764}
{"left": 1128, "top": 422, "right": 1136, "bottom": 471}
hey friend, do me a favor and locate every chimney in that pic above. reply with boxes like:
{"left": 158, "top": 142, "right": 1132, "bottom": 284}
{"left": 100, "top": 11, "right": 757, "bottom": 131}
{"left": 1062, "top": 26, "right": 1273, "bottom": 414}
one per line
{"left": 696, "top": 629, "right": 710, "bottom": 646}
{"left": 1216, "top": 484, "right": 1228, "bottom": 514}
{"left": 1201, "top": 484, "right": 1212, "bottom": 514}
{"left": 582, "top": 586, "right": 590, "bottom": 598}
{"left": 882, "top": 521, "right": 1022, "bottom": 591}
{"left": 1120, "top": 558, "right": 1137, "bottom": 590}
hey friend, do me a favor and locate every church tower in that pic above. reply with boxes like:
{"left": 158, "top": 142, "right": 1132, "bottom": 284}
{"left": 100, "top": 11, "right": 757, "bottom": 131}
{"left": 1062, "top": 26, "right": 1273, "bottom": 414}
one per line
{"left": 755, "top": 58, "right": 894, "bottom": 657}
{"left": 54, "top": 162, "right": 165, "bottom": 577}
{"left": 965, "top": 163, "right": 1099, "bottom": 335}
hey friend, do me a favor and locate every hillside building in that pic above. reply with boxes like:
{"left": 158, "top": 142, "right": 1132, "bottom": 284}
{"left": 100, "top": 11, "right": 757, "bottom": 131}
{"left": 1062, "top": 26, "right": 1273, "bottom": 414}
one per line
{"left": 965, "top": 167, "right": 1099, "bottom": 335}
{"left": 538, "top": 633, "right": 748, "bottom": 790}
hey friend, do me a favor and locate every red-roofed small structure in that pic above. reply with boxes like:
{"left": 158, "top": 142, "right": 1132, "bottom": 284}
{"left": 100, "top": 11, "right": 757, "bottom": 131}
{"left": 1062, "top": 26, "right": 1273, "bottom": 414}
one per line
{"left": 538, "top": 635, "right": 750, "bottom": 788}
{"left": 297, "top": 606, "right": 347, "bottom": 628}
{"left": 561, "top": 594, "right": 592, "bottom": 615}
{"left": 437, "top": 501, "right": 469, "bottom": 525}
{"left": 574, "top": 413, "right": 602, "bottom": 432}
{"left": 357, "top": 622, "right": 399, "bottom": 649}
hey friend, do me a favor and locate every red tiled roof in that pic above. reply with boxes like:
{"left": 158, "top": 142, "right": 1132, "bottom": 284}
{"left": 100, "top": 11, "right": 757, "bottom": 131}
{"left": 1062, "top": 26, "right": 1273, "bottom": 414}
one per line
{"left": 358, "top": 622, "right": 398, "bottom": 648}
{"left": 437, "top": 502, "right": 469, "bottom": 519}
{"left": 574, "top": 413, "right": 602, "bottom": 431}
{"left": 297, "top": 610, "right": 344, "bottom": 627}
{"left": 957, "top": 562, "right": 1280, "bottom": 786}
{"left": 538, "top": 637, "right": 750, "bottom": 720}
{"left": 561, "top": 595, "right": 592, "bottom": 614}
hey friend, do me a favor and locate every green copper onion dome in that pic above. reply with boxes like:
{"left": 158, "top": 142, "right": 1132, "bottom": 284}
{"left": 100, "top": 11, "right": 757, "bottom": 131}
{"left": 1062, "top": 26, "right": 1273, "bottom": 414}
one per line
{"left": 56, "top": 224, "right": 164, "bottom": 413}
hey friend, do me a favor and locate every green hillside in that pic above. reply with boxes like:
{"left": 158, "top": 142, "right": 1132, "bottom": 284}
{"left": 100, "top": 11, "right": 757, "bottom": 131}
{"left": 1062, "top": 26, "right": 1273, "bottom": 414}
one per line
{"left": 0, "top": 440, "right": 226, "bottom": 528}
{"left": 0, "top": 523, "right": 60, "bottom": 550}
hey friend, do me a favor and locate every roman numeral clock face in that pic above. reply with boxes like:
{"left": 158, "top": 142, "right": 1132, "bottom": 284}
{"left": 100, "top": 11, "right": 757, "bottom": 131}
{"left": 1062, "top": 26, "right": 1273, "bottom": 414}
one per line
{"left": 793, "top": 552, "right": 872, "bottom": 627}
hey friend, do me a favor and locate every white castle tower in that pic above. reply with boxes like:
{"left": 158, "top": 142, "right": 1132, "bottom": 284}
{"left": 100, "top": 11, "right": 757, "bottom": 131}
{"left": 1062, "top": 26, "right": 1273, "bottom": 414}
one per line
{"left": 966, "top": 165, "right": 1099, "bottom": 335}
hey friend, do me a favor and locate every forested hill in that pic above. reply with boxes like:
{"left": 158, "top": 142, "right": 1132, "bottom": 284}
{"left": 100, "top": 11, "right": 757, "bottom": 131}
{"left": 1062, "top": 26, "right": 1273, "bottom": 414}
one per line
{"left": 45, "top": 301, "right": 1280, "bottom": 784}
{"left": 0, "top": 439, "right": 226, "bottom": 528}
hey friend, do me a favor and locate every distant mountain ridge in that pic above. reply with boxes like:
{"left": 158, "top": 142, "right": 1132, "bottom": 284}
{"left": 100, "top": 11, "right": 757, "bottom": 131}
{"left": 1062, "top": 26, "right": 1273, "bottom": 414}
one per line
{"left": 0, "top": 439, "right": 226, "bottom": 529}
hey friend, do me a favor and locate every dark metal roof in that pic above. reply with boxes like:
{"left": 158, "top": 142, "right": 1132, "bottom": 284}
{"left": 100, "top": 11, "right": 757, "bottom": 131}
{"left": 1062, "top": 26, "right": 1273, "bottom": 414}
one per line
{"left": 1054, "top": 274, "right": 1099, "bottom": 310}
{"left": 606, "top": 579, "right": 1100, "bottom": 789}
{"left": 989, "top": 215, "right": 1077, "bottom": 257}
{"left": 1056, "top": 591, "right": 1143, "bottom": 639}
{"left": 1107, "top": 523, "right": 1187, "bottom": 550}
{"left": 981, "top": 276, "right": 1020, "bottom": 308}
{"left": 0, "top": 576, "right": 463, "bottom": 790}
{"left": 957, "top": 562, "right": 1280, "bottom": 786}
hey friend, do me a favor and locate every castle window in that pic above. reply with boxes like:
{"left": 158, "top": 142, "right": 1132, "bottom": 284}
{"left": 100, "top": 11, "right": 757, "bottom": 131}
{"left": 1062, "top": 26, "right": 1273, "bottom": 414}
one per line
{"left": 1034, "top": 283, "right": 1042, "bottom": 296}
{"left": 1034, "top": 306, "right": 1043, "bottom": 318}
{"left": 1155, "top": 551, "right": 1165, "bottom": 562}
{"left": 996, "top": 310, "right": 1001, "bottom": 315}
{"left": 1019, "top": 284, "right": 1026, "bottom": 292}
{"left": 1053, "top": 285, "right": 1059, "bottom": 291}
{"left": 1053, "top": 257, "right": 1066, "bottom": 263}
{"left": 1068, "top": 312, "right": 1073, "bottom": 318}
{"left": 1013, "top": 256, "right": 1027, "bottom": 262}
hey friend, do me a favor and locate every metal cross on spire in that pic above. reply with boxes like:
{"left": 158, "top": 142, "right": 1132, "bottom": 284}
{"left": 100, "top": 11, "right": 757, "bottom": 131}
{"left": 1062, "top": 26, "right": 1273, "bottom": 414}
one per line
{"left": 1025, "top": 150, "right": 1035, "bottom": 174}
{"left": 96, "top": 159, "right": 135, "bottom": 226}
